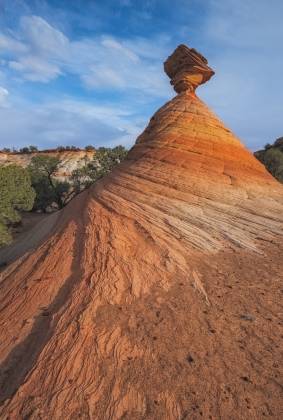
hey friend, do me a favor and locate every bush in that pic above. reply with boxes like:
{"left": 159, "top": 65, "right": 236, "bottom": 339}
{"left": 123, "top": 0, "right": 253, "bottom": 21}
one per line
{"left": 56, "top": 146, "right": 66, "bottom": 152}
{"left": 29, "top": 145, "right": 38, "bottom": 153}
{"left": 85, "top": 145, "right": 95, "bottom": 151}
{"left": 89, "top": 146, "right": 128, "bottom": 180}
{"left": 261, "top": 149, "right": 283, "bottom": 182}
{"left": 255, "top": 145, "right": 283, "bottom": 183}
{"left": 70, "top": 145, "right": 128, "bottom": 193}
{"left": 0, "top": 165, "right": 35, "bottom": 246}
{"left": 19, "top": 147, "right": 30, "bottom": 154}
{"left": 29, "top": 155, "right": 71, "bottom": 211}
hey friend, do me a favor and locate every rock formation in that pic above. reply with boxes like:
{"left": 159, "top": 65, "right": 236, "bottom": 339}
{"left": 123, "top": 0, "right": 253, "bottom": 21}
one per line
{"left": 164, "top": 44, "right": 214, "bottom": 93}
{"left": 0, "top": 44, "right": 282, "bottom": 419}
{"left": 0, "top": 149, "right": 95, "bottom": 181}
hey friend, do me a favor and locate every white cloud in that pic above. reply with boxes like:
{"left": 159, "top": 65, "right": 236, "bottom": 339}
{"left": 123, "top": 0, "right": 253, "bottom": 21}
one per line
{"left": 0, "top": 15, "right": 170, "bottom": 149}
{"left": 9, "top": 55, "right": 62, "bottom": 82}
{"left": 20, "top": 15, "right": 69, "bottom": 59}
{"left": 0, "top": 33, "right": 28, "bottom": 54}
{"left": 71, "top": 35, "right": 170, "bottom": 96}
{"left": 0, "top": 96, "right": 143, "bottom": 149}
{"left": 0, "top": 16, "right": 170, "bottom": 97}
{"left": 0, "top": 87, "right": 9, "bottom": 107}
{"left": 65, "top": 34, "right": 170, "bottom": 96}
{"left": 101, "top": 37, "right": 139, "bottom": 62}
{"left": 1, "top": 16, "right": 68, "bottom": 83}
{"left": 81, "top": 66, "right": 126, "bottom": 89}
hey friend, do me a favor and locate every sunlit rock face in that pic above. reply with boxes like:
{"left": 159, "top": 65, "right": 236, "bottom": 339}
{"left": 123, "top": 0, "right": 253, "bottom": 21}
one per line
{"left": 164, "top": 44, "right": 215, "bottom": 93}
{"left": 0, "top": 149, "right": 95, "bottom": 180}
{"left": 0, "top": 45, "right": 282, "bottom": 420}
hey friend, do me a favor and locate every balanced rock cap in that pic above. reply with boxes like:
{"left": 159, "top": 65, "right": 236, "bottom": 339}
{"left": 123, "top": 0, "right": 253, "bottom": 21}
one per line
{"left": 164, "top": 44, "right": 215, "bottom": 93}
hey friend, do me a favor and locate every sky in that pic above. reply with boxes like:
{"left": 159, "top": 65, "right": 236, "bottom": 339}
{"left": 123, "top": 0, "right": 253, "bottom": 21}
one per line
{"left": 0, "top": 0, "right": 282, "bottom": 151}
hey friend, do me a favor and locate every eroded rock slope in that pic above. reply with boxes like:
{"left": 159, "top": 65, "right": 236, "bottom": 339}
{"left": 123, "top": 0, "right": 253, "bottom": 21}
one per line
{"left": 0, "top": 45, "right": 282, "bottom": 419}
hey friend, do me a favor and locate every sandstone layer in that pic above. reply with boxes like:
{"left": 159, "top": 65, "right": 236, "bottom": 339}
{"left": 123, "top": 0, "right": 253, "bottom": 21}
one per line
{"left": 0, "top": 45, "right": 282, "bottom": 419}
{"left": 0, "top": 149, "right": 95, "bottom": 180}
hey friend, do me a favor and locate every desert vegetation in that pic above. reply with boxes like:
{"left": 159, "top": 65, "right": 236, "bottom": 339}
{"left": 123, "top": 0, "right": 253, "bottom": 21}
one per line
{"left": 254, "top": 137, "right": 283, "bottom": 183}
{"left": 0, "top": 165, "right": 35, "bottom": 246}
{"left": 0, "top": 145, "right": 127, "bottom": 246}
{"left": 1, "top": 145, "right": 95, "bottom": 153}
{"left": 28, "top": 155, "right": 71, "bottom": 211}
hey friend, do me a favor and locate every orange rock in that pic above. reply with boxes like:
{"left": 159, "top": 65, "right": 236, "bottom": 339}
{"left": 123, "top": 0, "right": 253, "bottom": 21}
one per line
{"left": 0, "top": 45, "right": 282, "bottom": 419}
{"left": 164, "top": 44, "right": 215, "bottom": 93}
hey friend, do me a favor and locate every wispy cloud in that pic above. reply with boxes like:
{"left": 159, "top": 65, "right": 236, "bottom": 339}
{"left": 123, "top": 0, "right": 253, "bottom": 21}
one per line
{"left": 0, "top": 86, "right": 9, "bottom": 107}
{"left": 0, "top": 12, "right": 172, "bottom": 149}
{"left": 9, "top": 55, "right": 62, "bottom": 82}
{"left": 0, "top": 34, "right": 28, "bottom": 54}
{"left": 0, "top": 95, "right": 144, "bottom": 149}
{"left": 0, "top": 15, "right": 170, "bottom": 96}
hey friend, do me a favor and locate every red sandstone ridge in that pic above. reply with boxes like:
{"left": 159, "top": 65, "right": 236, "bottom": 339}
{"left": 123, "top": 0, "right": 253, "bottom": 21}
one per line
{"left": 0, "top": 45, "right": 283, "bottom": 419}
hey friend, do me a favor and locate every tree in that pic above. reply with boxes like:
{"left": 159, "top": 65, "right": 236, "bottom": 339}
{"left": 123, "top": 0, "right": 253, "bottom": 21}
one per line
{"left": 274, "top": 137, "right": 283, "bottom": 151}
{"left": 88, "top": 146, "right": 128, "bottom": 181}
{"left": 29, "top": 155, "right": 71, "bottom": 211}
{"left": 29, "top": 145, "right": 38, "bottom": 153}
{"left": 26, "top": 147, "right": 128, "bottom": 212}
{"left": 19, "top": 147, "right": 30, "bottom": 154}
{"left": 260, "top": 149, "right": 283, "bottom": 182}
{"left": 1, "top": 148, "right": 11, "bottom": 153}
{"left": 0, "top": 165, "right": 35, "bottom": 246}
{"left": 85, "top": 145, "right": 95, "bottom": 151}
{"left": 56, "top": 146, "right": 66, "bottom": 152}
{"left": 71, "top": 166, "right": 93, "bottom": 193}
{"left": 70, "top": 146, "right": 128, "bottom": 194}
{"left": 255, "top": 138, "right": 283, "bottom": 183}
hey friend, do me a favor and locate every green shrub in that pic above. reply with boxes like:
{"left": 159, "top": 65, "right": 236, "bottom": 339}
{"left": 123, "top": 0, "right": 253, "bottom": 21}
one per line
{"left": 0, "top": 165, "right": 35, "bottom": 246}
{"left": 29, "top": 155, "right": 71, "bottom": 211}
{"left": 255, "top": 137, "right": 283, "bottom": 183}
{"left": 71, "top": 145, "right": 128, "bottom": 192}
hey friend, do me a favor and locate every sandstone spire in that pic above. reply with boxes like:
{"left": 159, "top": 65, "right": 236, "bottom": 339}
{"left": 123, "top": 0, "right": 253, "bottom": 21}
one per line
{"left": 0, "top": 45, "right": 282, "bottom": 419}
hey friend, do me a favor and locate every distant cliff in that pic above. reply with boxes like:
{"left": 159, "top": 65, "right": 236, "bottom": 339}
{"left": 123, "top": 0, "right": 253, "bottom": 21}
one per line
{"left": 0, "top": 149, "right": 95, "bottom": 180}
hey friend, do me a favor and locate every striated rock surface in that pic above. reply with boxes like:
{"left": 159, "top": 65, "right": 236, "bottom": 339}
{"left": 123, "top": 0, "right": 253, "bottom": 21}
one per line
{"left": 0, "top": 149, "right": 95, "bottom": 180}
{"left": 0, "top": 44, "right": 283, "bottom": 419}
{"left": 164, "top": 44, "right": 214, "bottom": 93}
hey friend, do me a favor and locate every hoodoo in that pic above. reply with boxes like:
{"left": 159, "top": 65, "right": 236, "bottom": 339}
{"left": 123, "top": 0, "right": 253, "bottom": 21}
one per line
{"left": 0, "top": 45, "right": 282, "bottom": 419}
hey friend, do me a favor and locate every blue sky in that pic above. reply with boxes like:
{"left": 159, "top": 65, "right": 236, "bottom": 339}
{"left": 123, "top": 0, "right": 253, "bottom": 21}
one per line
{"left": 0, "top": 0, "right": 282, "bottom": 151}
